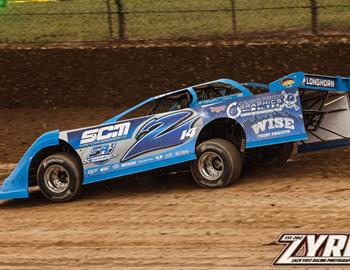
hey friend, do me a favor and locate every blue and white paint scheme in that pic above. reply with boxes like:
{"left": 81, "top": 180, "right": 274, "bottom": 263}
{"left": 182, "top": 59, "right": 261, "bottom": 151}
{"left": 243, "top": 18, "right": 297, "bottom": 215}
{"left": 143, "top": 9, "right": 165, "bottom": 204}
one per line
{"left": 1, "top": 71, "right": 350, "bottom": 200}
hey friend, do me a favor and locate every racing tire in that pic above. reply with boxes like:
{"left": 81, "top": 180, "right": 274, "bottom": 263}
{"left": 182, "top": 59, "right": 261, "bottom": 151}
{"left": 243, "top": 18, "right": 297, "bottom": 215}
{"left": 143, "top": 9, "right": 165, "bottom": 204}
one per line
{"left": 190, "top": 139, "right": 242, "bottom": 188}
{"left": 37, "top": 153, "right": 83, "bottom": 203}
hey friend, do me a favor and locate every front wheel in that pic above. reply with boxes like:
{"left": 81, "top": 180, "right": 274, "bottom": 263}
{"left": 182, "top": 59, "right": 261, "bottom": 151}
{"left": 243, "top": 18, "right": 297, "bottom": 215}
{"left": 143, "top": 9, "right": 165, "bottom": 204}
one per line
{"left": 37, "top": 153, "right": 82, "bottom": 202}
{"left": 190, "top": 139, "right": 242, "bottom": 188}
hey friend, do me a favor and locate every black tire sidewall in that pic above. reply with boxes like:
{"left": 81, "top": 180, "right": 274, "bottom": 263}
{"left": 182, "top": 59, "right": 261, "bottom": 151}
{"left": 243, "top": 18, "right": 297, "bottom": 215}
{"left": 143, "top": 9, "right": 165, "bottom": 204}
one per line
{"left": 37, "top": 154, "right": 81, "bottom": 202}
{"left": 191, "top": 140, "right": 239, "bottom": 188}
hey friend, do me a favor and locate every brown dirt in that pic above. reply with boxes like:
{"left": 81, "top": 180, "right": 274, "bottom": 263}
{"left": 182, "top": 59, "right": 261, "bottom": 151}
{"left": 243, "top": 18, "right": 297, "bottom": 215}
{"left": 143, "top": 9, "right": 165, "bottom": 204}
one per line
{"left": 1, "top": 37, "right": 350, "bottom": 109}
{"left": 1, "top": 109, "right": 350, "bottom": 269}
{"left": 0, "top": 108, "right": 121, "bottom": 163}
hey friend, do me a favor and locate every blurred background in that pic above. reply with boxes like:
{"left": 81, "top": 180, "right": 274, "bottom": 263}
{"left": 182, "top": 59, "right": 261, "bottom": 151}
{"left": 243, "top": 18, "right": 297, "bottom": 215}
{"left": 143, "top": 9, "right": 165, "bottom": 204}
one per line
{"left": 0, "top": 0, "right": 349, "bottom": 43}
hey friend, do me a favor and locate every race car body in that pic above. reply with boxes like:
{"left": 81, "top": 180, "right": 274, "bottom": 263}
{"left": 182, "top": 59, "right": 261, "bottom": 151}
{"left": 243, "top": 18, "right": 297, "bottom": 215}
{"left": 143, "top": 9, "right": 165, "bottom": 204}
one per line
{"left": 1, "top": 71, "right": 350, "bottom": 202}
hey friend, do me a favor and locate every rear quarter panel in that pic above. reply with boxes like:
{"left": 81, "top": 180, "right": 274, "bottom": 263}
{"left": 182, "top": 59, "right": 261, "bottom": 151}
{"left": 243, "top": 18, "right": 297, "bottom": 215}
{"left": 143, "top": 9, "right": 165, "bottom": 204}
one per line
{"left": 198, "top": 88, "right": 307, "bottom": 148}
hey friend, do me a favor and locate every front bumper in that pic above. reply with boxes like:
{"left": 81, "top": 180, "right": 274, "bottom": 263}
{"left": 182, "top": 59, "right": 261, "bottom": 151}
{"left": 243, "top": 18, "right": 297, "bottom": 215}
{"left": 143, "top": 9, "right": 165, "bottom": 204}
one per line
{"left": 0, "top": 174, "right": 29, "bottom": 200}
{"left": 0, "top": 130, "right": 60, "bottom": 201}
{"left": 0, "top": 188, "right": 28, "bottom": 199}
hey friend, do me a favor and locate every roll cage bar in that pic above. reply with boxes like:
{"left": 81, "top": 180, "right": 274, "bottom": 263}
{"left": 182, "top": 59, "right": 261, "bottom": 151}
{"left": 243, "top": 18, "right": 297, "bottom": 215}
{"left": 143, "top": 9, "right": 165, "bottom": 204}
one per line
{"left": 105, "top": 79, "right": 252, "bottom": 124}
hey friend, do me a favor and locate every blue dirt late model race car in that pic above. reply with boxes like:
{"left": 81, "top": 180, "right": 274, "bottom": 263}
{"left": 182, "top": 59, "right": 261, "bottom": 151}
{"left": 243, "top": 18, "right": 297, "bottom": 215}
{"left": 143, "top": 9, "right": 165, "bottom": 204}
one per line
{"left": 1, "top": 71, "right": 350, "bottom": 202}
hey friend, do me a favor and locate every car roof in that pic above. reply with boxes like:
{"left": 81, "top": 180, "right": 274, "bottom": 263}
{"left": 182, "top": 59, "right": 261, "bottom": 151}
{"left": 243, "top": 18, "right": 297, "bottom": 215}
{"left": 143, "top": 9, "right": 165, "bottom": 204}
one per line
{"left": 153, "top": 78, "right": 252, "bottom": 99}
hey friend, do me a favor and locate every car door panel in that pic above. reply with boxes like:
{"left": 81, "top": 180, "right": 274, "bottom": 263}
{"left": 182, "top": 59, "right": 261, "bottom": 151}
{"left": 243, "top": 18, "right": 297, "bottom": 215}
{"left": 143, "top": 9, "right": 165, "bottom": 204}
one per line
{"left": 59, "top": 109, "right": 202, "bottom": 184}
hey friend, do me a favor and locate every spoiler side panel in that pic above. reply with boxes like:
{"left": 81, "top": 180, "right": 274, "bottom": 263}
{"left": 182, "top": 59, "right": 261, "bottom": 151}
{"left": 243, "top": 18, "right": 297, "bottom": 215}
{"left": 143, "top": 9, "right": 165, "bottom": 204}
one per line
{"left": 269, "top": 72, "right": 350, "bottom": 93}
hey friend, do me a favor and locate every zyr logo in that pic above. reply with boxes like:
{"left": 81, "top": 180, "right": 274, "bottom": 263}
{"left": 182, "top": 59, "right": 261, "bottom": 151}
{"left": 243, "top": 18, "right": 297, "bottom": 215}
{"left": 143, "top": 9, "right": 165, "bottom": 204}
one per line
{"left": 274, "top": 233, "right": 350, "bottom": 266}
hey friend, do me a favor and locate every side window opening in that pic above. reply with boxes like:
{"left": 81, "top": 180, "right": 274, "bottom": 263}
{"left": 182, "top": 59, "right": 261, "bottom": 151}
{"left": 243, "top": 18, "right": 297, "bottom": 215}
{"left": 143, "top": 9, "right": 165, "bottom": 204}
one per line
{"left": 119, "top": 91, "right": 191, "bottom": 120}
{"left": 119, "top": 100, "right": 157, "bottom": 120}
{"left": 150, "top": 91, "right": 191, "bottom": 114}
{"left": 193, "top": 82, "right": 241, "bottom": 101}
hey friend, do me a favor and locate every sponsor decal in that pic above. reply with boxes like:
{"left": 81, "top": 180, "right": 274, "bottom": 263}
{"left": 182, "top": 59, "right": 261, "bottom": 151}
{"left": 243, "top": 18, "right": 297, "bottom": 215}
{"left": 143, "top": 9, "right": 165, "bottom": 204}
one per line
{"left": 274, "top": 233, "right": 350, "bottom": 266}
{"left": 252, "top": 117, "right": 294, "bottom": 136}
{"left": 121, "top": 161, "right": 137, "bottom": 168}
{"left": 280, "top": 78, "right": 295, "bottom": 88}
{"left": 112, "top": 163, "right": 120, "bottom": 170}
{"left": 133, "top": 152, "right": 175, "bottom": 166}
{"left": 83, "top": 143, "right": 117, "bottom": 165}
{"left": 87, "top": 168, "right": 99, "bottom": 175}
{"left": 225, "top": 89, "right": 306, "bottom": 145}
{"left": 227, "top": 102, "right": 242, "bottom": 119}
{"left": 209, "top": 105, "right": 226, "bottom": 113}
{"left": 80, "top": 122, "right": 130, "bottom": 145}
{"left": 282, "top": 91, "right": 299, "bottom": 110}
{"left": 137, "top": 157, "right": 154, "bottom": 164}
{"left": 226, "top": 90, "right": 299, "bottom": 119}
{"left": 100, "top": 166, "right": 110, "bottom": 173}
{"left": 165, "top": 153, "right": 173, "bottom": 158}
{"left": 67, "top": 117, "right": 149, "bottom": 149}
{"left": 303, "top": 75, "right": 336, "bottom": 89}
{"left": 175, "top": 150, "right": 190, "bottom": 156}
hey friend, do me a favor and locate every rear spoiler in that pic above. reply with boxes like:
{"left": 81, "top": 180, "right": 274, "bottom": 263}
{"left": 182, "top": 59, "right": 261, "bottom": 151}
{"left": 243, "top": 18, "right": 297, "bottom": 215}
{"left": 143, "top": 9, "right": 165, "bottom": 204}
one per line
{"left": 269, "top": 71, "right": 350, "bottom": 92}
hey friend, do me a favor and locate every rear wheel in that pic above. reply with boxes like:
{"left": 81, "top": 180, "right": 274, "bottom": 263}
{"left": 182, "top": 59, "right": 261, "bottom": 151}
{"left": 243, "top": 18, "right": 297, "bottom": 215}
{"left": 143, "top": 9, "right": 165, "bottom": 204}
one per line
{"left": 190, "top": 139, "right": 242, "bottom": 188}
{"left": 37, "top": 153, "right": 82, "bottom": 202}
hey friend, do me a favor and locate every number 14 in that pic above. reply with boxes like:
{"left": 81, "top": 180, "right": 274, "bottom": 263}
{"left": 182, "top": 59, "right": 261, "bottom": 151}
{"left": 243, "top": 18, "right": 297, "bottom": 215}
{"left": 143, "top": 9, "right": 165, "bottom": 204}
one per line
{"left": 180, "top": 127, "right": 197, "bottom": 140}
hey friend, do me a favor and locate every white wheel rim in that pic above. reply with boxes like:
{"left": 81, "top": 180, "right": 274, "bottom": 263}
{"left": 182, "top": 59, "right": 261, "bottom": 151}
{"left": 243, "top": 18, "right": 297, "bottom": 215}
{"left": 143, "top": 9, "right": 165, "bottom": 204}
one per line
{"left": 44, "top": 165, "right": 70, "bottom": 193}
{"left": 198, "top": 151, "right": 224, "bottom": 181}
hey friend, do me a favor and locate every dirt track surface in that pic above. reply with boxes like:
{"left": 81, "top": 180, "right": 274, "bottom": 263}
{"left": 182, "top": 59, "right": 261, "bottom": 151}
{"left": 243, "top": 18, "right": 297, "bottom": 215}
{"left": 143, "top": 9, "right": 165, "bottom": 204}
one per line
{"left": 1, "top": 109, "right": 350, "bottom": 269}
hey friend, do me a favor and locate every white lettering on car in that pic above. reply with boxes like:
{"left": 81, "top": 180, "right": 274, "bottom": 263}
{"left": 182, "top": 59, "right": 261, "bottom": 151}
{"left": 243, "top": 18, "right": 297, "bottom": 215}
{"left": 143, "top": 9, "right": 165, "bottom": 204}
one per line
{"left": 252, "top": 117, "right": 295, "bottom": 135}
{"left": 81, "top": 122, "right": 130, "bottom": 145}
